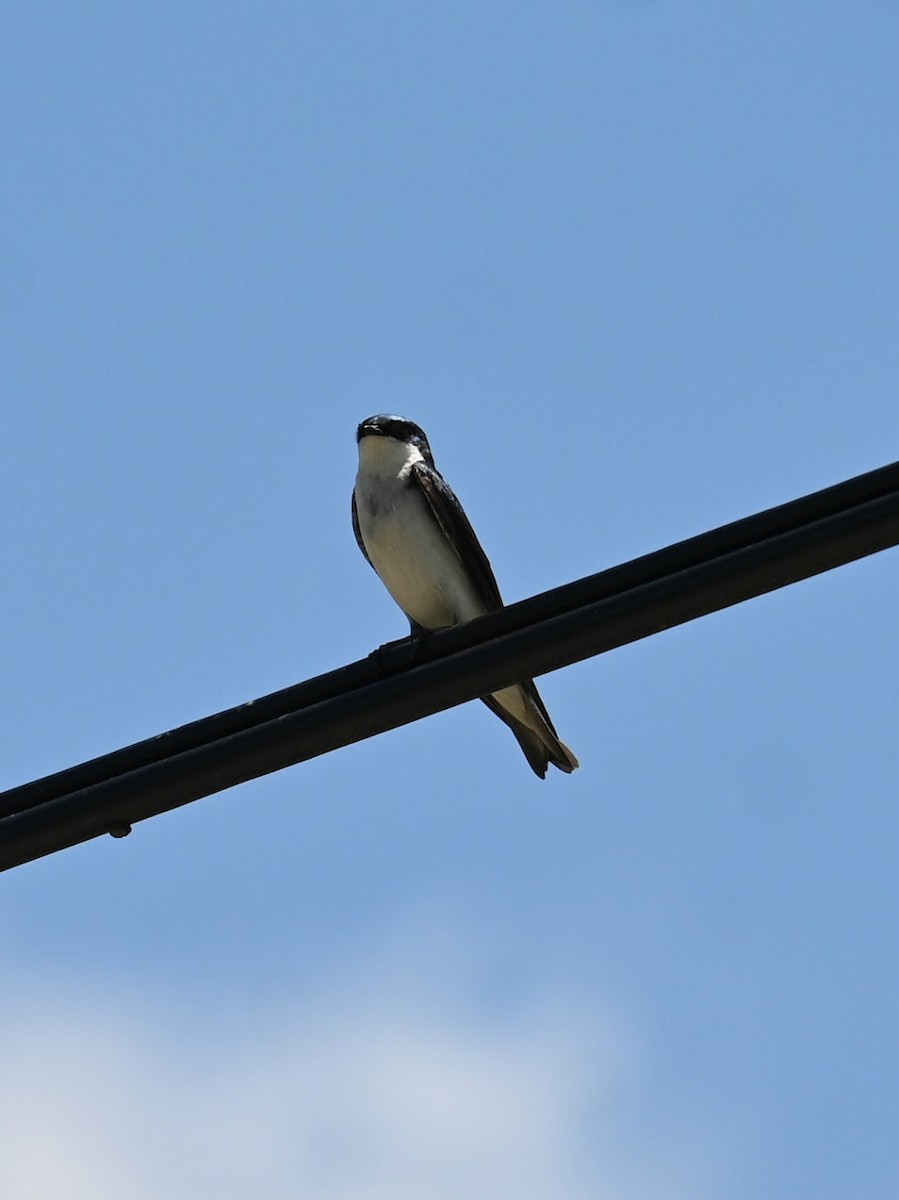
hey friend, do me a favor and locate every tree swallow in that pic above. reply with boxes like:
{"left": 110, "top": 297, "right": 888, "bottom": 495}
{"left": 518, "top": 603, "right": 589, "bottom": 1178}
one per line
{"left": 352, "top": 414, "right": 578, "bottom": 778}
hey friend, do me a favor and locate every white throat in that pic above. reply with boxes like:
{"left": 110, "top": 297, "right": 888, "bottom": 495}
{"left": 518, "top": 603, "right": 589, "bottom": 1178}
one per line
{"left": 356, "top": 434, "right": 425, "bottom": 483}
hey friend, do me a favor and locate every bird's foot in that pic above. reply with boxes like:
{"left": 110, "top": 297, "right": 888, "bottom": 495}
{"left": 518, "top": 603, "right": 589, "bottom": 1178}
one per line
{"left": 370, "top": 634, "right": 415, "bottom": 673}
{"left": 370, "top": 627, "right": 431, "bottom": 673}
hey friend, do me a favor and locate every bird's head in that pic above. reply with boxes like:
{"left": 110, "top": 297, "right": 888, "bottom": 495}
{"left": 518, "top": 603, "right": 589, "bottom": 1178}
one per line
{"left": 356, "top": 415, "right": 434, "bottom": 466}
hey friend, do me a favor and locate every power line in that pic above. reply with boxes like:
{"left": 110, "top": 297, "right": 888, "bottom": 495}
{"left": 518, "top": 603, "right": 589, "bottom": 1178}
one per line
{"left": 1, "top": 458, "right": 898, "bottom": 873}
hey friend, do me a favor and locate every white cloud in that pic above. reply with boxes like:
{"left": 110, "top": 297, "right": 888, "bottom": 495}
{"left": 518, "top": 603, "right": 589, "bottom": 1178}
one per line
{"left": 0, "top": 937, "right": 724, "bottom": 1200}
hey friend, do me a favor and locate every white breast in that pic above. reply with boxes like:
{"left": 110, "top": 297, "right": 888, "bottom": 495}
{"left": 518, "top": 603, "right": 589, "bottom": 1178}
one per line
{"left": 355, "top": 437, "right": 487, "bottom": 629}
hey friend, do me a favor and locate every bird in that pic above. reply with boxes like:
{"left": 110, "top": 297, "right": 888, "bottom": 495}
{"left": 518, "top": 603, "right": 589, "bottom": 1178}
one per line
{"left": 352, "top": 414, "right": 578, "bottom": 778}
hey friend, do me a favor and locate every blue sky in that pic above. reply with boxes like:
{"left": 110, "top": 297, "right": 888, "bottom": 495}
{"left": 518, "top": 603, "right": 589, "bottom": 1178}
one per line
{"left": 2, "top": 2, "right": 898, "bottom": 1195}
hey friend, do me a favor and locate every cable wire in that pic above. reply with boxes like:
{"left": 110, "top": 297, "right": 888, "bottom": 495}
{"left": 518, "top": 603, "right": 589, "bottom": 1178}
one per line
{"left": 1, "top": 458, "right": 898, "bottom": 872}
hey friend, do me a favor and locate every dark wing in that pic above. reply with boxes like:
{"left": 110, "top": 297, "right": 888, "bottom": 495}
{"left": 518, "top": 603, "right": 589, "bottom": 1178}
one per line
{"left": 410, "top": 461, "right": 504, "bottom": 612}
{"left": 412, "top": 461, "right": 578, "bottom": 778}
{"left": 351, "top": 490, "right": 373, "bottom": 568}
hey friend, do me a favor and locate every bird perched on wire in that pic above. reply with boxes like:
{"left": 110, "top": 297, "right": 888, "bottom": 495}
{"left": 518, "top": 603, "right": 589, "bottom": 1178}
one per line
{"left": 352, "top": 414, "right": 578, "bottom": 778}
